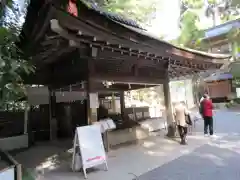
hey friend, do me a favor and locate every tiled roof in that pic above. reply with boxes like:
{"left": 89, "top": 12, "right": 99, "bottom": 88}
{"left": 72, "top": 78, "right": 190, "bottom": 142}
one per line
{"left": 204, "top": 18, "right": 240, "bottom": 38}
{"left": 113, "top": 19, "right": 231, "bottom": 60}
{"left": 205, "top": 72, "right": 233, "bottom": 82}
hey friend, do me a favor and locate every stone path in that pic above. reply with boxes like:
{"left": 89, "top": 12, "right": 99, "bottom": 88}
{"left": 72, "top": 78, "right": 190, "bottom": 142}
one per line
{"left": 137, "top": 110, "right": 240, "bottom": 180}
{"left": 14, "top": 110, "right": 240, "bottom": 180}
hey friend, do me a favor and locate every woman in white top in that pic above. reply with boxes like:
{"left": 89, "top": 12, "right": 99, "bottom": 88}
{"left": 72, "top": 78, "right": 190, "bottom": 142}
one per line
{"left": 174, "top": 101, "right": 189, "bottom": 145}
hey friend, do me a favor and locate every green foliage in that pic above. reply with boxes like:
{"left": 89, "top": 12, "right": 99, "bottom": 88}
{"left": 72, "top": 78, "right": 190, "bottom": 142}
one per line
{"left": 226, "top": 98, "right": 240, "bottom": 108}
{"left": 0, "top": 1, "right": 34, "bottom": 110}
{"left": 0, "top": 0, "right": 14, "bottom": 24}
{"left": 227, "top": 27, "right": 240, "bottom": 60}
{"left": 177, "top": 0, "right": 240, "bottom": 50}
{"left": 95, "top": 0, "right": 158, "bottom": 25}
{"left": 182, "top": 0, "right": 204, "bottom": 9}
{"left": 205, "top": 0, "right": 240, "bottom": 23}
{"left": 177, "top": 11, "right": 206, "bottom": 49}
{"left": 127, "top": 86, "right": 164, "bottom": 105}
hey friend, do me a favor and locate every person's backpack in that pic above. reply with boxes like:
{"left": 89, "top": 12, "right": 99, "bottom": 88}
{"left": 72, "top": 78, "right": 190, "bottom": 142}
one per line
{"left": 185, "top": 114, "right": 192, "bottom": 126}
{"left": 199, "top": 101, "right": 204, "bottom": 115}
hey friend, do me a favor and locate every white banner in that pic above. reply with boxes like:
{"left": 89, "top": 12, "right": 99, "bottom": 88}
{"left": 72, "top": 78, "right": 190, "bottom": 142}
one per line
{"left": 236, "top": 88, "right": 240, "bottom": 98}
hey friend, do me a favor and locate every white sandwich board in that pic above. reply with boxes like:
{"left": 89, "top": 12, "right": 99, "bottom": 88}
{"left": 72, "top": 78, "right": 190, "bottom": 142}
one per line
{"left": 71, "top": 125, "right": 108, "bottom": 178}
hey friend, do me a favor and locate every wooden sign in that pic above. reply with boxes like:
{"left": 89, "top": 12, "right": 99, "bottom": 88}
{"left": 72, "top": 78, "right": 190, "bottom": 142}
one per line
{"left": 89, "top": 93, "right": 99, "bottom": 108}
{"left": 72, "top": 125, "right": 108, "bottom": 178}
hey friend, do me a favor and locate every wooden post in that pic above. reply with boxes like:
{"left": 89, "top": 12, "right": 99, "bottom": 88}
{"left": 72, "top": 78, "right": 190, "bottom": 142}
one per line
{"left": 163, "top": 72, "right": 175, "bottom": 137}
{"left": 184, "top": 80, "right": 188, "bottom": 108}
{"left": 120, "top": 91, "right": 125, "bottom": 119}
{"left": 16, "top": 163, "right": 22, "bottom": 180}
{"left": 112, "top": 93, "right": 116, "bottom": 113}
{"left": 86, "top": 81, "right": 98, "bottom": 124}
{"left": 86, "top": 47, "right": 98, "bottom": 125}
{"left": 48, "top": 87, "right": 57, "bottom": 141}
{"left": 24, "top": 106, "right": 29, "bottom": 134}
{"left": 86, "top": 80, "right": 110, "bottom": 151}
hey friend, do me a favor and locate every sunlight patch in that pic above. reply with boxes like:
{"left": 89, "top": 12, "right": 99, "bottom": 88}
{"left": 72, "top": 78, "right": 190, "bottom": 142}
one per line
{"left": 145, "top": 150, "right": 166, "bottom": 156}
{"left": 142, "top": 141, "right": 155, "bottom": 148}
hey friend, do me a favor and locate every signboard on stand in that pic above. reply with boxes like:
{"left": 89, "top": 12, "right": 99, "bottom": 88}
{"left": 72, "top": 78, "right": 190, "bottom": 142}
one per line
{"left": 72, "top": 125, "right": 108, "bottom": 178}
{"left": 0, "top": 167, "right": 15, "bottom": 180}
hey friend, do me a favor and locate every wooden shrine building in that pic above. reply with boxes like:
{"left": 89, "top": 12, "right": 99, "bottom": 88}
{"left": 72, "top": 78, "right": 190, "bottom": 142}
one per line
{"left": 19, "top": 0, "right": 230, "bottom": 142}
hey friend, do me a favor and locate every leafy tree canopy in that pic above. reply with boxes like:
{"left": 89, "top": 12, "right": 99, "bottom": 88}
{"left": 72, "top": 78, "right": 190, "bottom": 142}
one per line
{"left": 95, "top": 0, "right": 158, "bottom": 25}
{"left": 176, "top": 0, "right": 240, "bottom": 50}
{"left": 176, "top": 11, "right": 206, "bottom": 49}
{"left": 0, "top": 0, "right": 34, "bottom": 110}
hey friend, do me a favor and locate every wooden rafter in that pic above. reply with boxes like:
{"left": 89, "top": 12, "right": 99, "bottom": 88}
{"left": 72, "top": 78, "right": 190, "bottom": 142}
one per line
{"left": 50, "top": 19, "right": 223, "bottom": 71}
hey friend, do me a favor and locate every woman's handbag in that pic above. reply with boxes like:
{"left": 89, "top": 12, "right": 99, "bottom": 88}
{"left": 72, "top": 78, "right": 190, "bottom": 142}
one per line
{"left": 185, "top": 114, "right": 193, "bottom": 126}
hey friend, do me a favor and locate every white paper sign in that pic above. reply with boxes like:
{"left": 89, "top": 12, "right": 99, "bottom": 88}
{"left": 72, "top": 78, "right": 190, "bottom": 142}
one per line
{"left": 106, "top": 119, "right": 116, "bottom": 130}
{"left": 236, "top": 88, "right": 240, "bottom": 98}
{"left": 99, "top": 121, "right": 109, "bottom": 132}
{"left": 73, "top": 125, "right": 108, "bottom": 178}
{"left": 96, "top": 119, "right": 116, "bottom": 133}
{"left": 89, "top": 93, "right": 99, "bottom": 108}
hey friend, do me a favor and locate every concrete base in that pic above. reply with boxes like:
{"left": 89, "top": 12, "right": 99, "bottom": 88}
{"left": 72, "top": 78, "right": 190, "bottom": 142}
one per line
{"left": 166, "top": 124, "right": 177, "bottom": 138}
{"left": 214, "top": 103, "right": 227, "bottom": 110}
{"left": 0, "top": 134, "right": 28, "bottom": 151}
{"left": 139, "top": 118, "right": 167, "bottom": 132}
{"left": 108, "top": 126, "right": 149, "bottom": 147}
{"left": 108, "top": 118, "right": 167, "bottom": 148}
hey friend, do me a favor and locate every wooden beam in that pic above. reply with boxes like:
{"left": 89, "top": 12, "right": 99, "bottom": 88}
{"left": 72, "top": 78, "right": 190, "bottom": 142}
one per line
{"left": 90, "top": 73, "right": 164, "bottom": 85}
{"left": 50, "top": 18, "right": 222, "bottom": 71}
{"left": 31, "top": 5, "right": 54, "bottom": 44}
{"left": 50, "top": 19, "right": 167, "bottom": 62}
{"left": 34, "top": 46, "right": 75, "bottom": 65}
{"left": 53, "top": 11, "right": 167, "bottom": 57}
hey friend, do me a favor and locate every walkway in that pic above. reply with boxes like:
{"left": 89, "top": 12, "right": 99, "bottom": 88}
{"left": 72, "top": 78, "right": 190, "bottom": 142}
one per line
{"left": 14, "top": 110, "right": 240, "bottom": 180}
{"left": 138, "top": 110, "right": 240, "bottom": 180}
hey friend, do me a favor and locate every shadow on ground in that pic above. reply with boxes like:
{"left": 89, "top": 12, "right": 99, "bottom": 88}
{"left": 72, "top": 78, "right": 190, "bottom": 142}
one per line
{"left": 136, "top": 133, "right": 240, "bottom": 180}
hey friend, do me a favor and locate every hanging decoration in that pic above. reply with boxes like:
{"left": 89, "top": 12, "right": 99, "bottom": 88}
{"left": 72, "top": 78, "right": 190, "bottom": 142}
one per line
{"left": 67, "top": 0, "right": 78, "bottom": 17}
{"left": 102, "top": 81, "right": 114, "bottom": 88}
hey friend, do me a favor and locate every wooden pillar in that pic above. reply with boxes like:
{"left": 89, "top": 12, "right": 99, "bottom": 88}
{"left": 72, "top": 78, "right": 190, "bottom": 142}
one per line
{"left": 163, "top": 72, "right": 175, "bottom": 137}
{"left": 86, "top": 80, "right": 98, "bottom": 124}
{"left": 112, "top": 93, "right": 116, "bottom": 113}
{"left": 86, "top": 47, "right": 99, "bottom": 125}
{"left": 86, "top": 80, "right": 109, "bottom": 151}
{"left": 48, "top": 87, "right": 57, "bottom": 141}
{"left": 120, "top": 91, "right": 125, "bottom": 119}
{"left": 28, "top": 106, "right": 34, "bottom": 146}
{"left": 24, "top": 105, "right": 29, "bottom": 134}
